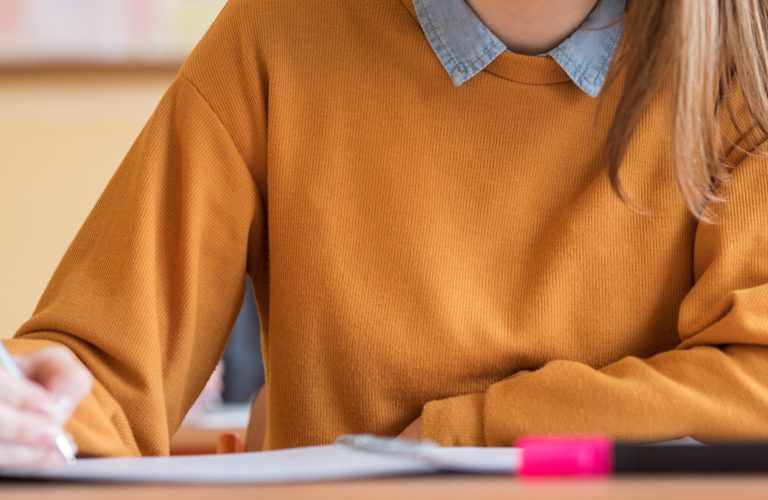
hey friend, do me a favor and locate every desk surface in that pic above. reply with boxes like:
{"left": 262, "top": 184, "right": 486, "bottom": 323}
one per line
{"left": 4, "top": 475, "right": 768, "bottom": 500}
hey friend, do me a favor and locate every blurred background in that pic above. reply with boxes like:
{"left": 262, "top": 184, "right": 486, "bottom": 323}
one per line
{"left": 0, "top": 0, "right": 226, "bottom": 65}
{"left": 0, "top": 0, "right": 263, "bottom": 414}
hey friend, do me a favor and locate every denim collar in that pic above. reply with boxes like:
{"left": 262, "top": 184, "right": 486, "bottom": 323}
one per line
{"left": 412, "top": 0, "right": 625, "bottom": 97}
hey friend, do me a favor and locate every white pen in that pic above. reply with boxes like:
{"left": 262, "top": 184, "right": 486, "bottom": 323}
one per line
{"left": 0, "top": 343, "right": 77, "bottom": 465}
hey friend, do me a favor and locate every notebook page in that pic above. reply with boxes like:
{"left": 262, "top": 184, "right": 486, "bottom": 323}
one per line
{"left": 0, "top": 445, "right": 439, "bottom": 484}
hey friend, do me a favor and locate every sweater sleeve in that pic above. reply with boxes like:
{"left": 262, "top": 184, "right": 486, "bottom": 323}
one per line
{"left": 4, "top": 71, "right": 264, "bottom": 456}
{"left": 420, "top": 150, "right": 768, "bottom": 447}
{"left": 4, "top": 0, "right": 268, "bottom": 457}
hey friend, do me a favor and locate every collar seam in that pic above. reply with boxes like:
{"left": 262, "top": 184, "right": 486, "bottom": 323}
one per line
{"left": 595, "top": 28, "right": 621, "bottom": 86}
{"left": 547, "top": 21, "right": 621, "bottom": 94}
{"left": 415, "top": 0, "right": 503, "bottom": 80}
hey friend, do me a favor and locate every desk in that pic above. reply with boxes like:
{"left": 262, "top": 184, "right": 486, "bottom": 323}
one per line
{"left": 4, "top": 475, "right": 768, "bottom": 499}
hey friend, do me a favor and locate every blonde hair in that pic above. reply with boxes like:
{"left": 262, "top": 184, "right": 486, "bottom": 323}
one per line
{"left": 606, "top": 0, "right": 768, "bottom": 220}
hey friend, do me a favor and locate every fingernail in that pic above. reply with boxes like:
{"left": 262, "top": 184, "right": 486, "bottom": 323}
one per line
{"left": 52, "top": 396, "right": 74, "bottom": 424}
{"left": 38, "top": 425, "right": 61, "bottom": 446}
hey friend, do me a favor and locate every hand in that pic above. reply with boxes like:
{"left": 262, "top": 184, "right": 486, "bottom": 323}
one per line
{"left": 0, "top": 345, "right": 92, "bottom": 467}
{"left": 398, "top": 417, "right": 422, "bottom": 440}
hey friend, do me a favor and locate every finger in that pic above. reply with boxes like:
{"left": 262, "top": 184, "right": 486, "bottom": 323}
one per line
{"left": 16, "top": 346, "right": 93, "bottom": 405}
{"left": 0, "top": 369, "right": 58, "bottom": 416}
{"left": 0, "top": 443, "right": 64, "bottom": 468}
{"left": 0, "top": 403, "right": 60, "bottom": 447}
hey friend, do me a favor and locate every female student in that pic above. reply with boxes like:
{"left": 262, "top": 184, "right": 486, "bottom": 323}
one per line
{"left": 2, "top": 0, "right": 768, "bottom": 466}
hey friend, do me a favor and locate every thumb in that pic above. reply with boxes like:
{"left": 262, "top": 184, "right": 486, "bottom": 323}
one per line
{"left": 15, "top": 346, "right": 93, "bottom": 419}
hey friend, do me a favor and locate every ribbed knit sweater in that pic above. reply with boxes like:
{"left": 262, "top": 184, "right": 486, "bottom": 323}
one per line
{"left": 7, "top": 0, "right": 768, "bottom": 456}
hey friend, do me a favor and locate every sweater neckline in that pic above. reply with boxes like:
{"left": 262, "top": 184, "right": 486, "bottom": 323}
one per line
{"left": 397, "top": 0, "right": 571, "bottom": 86}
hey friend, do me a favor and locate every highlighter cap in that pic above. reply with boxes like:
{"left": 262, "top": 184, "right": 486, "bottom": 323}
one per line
{"left": 516, "top": 436, "right": 613, "bottom": 477}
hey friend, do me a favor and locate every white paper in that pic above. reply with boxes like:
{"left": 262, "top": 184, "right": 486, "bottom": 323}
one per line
{"left": 0, "top": 445, "right": 517, "bottom": 484}
{"left": 423, "top": 446, "right": 520, "bottom": 474}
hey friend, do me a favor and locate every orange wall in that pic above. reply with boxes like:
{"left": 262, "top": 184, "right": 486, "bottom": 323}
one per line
{"left": 0, "top": 69, "right": 176, "bottom": 338}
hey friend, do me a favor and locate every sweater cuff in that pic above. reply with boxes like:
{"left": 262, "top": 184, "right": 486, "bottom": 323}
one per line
{"left": 420, "top": 392, "right": 485, "bottom": 447}
{"left": 3, "top": 337, "right": 140, "bottom": 458}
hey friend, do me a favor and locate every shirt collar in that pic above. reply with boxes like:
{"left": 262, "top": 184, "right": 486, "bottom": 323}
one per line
{"left": 413, "top": 0, "right": 625, "bottom": 97}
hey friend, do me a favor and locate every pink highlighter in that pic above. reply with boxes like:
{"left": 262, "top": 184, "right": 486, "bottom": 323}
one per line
{"left": 516, "top": 436, "right": 768, "bottom": 476}
{"left": 516, "top": 436, "right": 613, "bottom": 477}
{"left": 337, "top": 434, "right": 768, "bottom": 477}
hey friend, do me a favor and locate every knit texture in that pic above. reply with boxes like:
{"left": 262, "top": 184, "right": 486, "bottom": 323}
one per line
{"left": 6, "top": 0, "right": 768, "bottom": 455}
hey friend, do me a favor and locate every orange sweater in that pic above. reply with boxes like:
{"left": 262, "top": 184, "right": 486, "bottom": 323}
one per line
{"left": 7, "top": 0, "right": 768, "bottom": 456}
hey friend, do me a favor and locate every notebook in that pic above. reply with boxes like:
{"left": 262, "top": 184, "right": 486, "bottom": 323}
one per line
{"left": 0, "top": 443, "right": 517, "bottom": 484}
